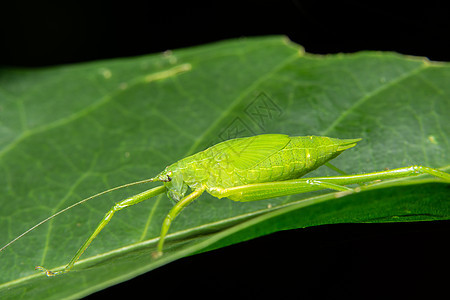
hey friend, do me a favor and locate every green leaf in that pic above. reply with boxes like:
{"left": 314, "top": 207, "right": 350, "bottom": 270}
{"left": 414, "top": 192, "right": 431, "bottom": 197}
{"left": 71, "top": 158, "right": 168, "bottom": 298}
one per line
{"left": 0, "top": 36, "right": 448, "bottom": 299}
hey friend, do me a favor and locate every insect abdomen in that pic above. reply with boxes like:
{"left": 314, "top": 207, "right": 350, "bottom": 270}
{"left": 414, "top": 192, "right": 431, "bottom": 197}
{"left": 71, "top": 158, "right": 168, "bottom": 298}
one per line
{"left": 171, "top": 135, "right": 360, "bottom": 192}
{"left": 236, "top": 136, "right": 360, "bottom": 184}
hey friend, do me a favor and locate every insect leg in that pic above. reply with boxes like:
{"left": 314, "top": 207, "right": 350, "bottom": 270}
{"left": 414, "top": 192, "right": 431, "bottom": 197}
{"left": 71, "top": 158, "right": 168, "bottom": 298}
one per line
{"left": 219, "top": 165, "right": 449, "bottom": 202}
{"left": 155, "top": 187, "right": 205, "bottom": 257}
{"left": 325, "top": 163, "right": 367, "bottom": 187}
{"left": 218, "top": 179, "right": 353, "bottom": 202}
{"left": 325, "top": 162, "right": 350, "bottom": 176}
{"left": 36, "top": 185, "right": 166, "bottom": 276}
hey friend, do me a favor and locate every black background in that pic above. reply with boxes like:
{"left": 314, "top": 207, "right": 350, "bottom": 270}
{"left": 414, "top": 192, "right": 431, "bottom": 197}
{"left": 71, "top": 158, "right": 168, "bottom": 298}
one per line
{"left": 2, "top": 1, "right": 450, "bottom": 66}
{"left": 2, "top": 1, "right": 449, "bottom": 299}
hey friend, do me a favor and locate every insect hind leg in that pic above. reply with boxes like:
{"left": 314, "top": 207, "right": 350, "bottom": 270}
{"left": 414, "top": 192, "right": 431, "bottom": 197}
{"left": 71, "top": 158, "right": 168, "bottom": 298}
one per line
{"left": 304, "top": 179, "right": 354, "bottom": 192}
{"left": 217, "top": 179, "right": 357, "bottom": 202}
{"left": 412, "top": 165, "right": 450, "bottom": 181}
{"left": 218, "top": 165, "right": 449, "bottom": 202}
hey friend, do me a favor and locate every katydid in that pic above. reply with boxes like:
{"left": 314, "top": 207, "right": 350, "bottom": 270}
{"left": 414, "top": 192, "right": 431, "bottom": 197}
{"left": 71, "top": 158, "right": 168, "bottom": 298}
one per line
{"left": 1, "top": 134, "right": 449, "bottom": 276}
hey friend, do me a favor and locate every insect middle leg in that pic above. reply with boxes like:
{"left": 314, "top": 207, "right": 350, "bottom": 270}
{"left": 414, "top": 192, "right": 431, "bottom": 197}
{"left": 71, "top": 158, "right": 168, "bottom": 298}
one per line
{"left": 36, "top": 185, "right": 167, "bottom": 276}
{"left": 155, "top": 187, "right": 206, "bottom": 257}
{"left": 218, "top": 165, "right": 450, "bottom": 202}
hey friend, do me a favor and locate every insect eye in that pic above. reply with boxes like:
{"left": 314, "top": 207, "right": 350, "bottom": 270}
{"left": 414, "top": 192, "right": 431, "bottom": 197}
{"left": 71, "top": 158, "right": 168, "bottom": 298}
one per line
{"left": 166, "top": 175, "right": 172, "bottom": 182}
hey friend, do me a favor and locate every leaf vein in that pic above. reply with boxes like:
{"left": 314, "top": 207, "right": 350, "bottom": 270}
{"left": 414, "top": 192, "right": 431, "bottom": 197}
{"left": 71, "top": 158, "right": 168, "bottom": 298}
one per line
{"left": 321, "top": 62, "right": 429, "bottom": 135}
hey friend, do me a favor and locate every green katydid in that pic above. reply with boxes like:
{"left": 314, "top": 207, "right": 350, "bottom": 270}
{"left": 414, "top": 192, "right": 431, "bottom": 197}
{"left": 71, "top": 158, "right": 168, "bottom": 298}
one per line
{"left": 1, "top": 134, "right": 449, "bottom": 276}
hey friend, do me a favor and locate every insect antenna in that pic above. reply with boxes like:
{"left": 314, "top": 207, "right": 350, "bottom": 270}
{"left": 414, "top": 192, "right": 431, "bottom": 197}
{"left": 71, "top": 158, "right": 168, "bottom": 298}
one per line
{"left": 0, "top": 177, "right": 158, "bottom": 252}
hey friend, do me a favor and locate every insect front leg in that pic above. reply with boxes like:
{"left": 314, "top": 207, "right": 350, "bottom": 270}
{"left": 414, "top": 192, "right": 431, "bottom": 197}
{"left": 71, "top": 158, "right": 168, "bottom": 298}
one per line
{"left": 36, "top": 185, "right": 166, "bottom": 276}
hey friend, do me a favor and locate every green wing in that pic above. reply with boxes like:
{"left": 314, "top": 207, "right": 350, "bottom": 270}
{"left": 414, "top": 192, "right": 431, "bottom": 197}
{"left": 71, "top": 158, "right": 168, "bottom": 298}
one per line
{"left": 209, "top": 134, "right": 290, "bottom": 170}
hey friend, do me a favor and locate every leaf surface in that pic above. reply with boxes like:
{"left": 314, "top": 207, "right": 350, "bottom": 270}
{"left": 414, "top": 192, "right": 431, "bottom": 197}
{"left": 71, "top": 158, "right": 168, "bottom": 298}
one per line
{"left": 0, "top": 36, "right": 448, "bottom": 299}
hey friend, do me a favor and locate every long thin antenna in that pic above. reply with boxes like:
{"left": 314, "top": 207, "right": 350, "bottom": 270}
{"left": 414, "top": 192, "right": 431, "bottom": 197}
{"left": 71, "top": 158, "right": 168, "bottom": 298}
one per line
{"left": 0, "top": 177, "right": 157, "bottom": 252}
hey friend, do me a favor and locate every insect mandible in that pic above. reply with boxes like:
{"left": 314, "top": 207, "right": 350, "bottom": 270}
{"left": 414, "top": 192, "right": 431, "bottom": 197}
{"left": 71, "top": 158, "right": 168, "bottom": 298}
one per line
{"left": 1, "top": 134, "right": 449, "bottom": 276}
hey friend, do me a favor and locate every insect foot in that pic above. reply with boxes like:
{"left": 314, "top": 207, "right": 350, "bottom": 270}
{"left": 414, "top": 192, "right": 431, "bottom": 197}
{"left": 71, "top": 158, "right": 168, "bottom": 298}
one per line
{"left": 35, "top": 266, "right": 59, "bottom": 277}
{"left": 334, "top": 189, "right": 356, "bottom": 198}
{"left": 151, "top": 250, "right": 163, "bottom": 259}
